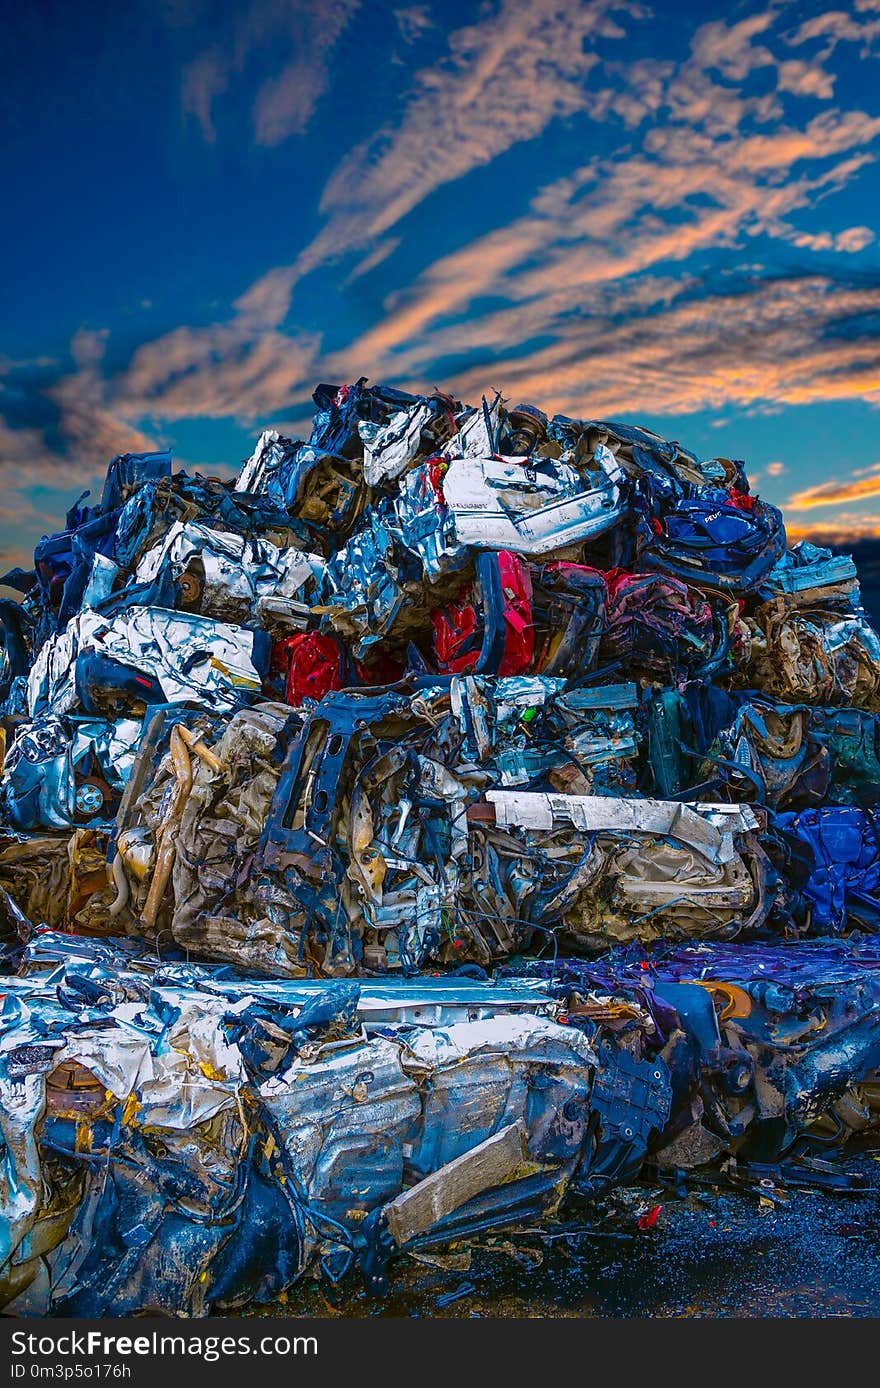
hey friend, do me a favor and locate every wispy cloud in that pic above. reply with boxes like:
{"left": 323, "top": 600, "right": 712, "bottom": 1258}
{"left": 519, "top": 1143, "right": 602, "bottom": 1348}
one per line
{"left": 105, "top": 0, "right": 647, "bottom": 427}
{"left": 786, "top": 511, "right": 880, "bottom": 542}
{"left": 785, "top": 4, "right": 880, "bottom": 55}
{"left": 10, "top": 0, "right": 880, "bottom": 540}
{"left": 409, "top": 271, "right": 880, "bottom": 419}
{"left": 836, "top": 225, "right": 875, "bottom": 251}
{"left": 293, "top": 0, "right": 641, "bottom": 278}
{"left": 181, "top": 0, "right": 360, "bottom": 146}
{"left": 394, "top": 5, "right": 435, "bottom": 45}
{"left": 181, "top": 49, "right": 230, "bottom": 143}
{"left": 688, "top": 9, "right": 778, "bottom": 82}
{"left": 0, "top": 335, "right": 162, "bottom": 496}
{"left": 787, "top": 465, "right": 880, "bottom": 509}
{"left": 289, "top": 4, "right": 880, "bottom": 428}
{"left": 115, "top": 266, "right": 318, "bottom": 423}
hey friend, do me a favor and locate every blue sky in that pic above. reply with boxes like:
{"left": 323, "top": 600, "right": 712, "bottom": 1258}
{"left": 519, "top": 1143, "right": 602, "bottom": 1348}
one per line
{"left": 3, "top": 0, "right": 880, "bottom": 572}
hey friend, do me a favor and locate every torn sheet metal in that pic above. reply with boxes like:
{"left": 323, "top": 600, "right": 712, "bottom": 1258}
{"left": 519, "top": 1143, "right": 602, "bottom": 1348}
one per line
{"left": 27, "top": 607, "right": 268, "bottom": 718}
{"left": 485, "top": 790, "right": 758, "bottom": 857}
{"left": 113, "top": 470, "right": 307, "bottom": 571}
{"left": 3, "top": 715, "right": 140, "bottom": 829}
{"left": 134, "top": 521, "right": 323, "bottom": 627}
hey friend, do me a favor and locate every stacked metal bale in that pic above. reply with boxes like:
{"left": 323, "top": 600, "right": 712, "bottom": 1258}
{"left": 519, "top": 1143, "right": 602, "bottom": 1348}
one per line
{"left": 0, "top": 380, "right": 878, "bottom": 1313}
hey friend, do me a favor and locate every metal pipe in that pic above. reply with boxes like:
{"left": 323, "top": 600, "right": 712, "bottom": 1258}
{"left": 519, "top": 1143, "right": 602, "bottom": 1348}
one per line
{"left": 141, "top": 725, "right": 192, "bottom": 929}
{"left": 177, "top": 723, "right": 224, "bottom": 773}
{"left": 107, "top": 851, "right": 130, "bottom": 918}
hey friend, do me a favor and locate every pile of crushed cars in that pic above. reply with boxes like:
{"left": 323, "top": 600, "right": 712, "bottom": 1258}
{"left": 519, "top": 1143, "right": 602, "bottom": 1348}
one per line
{"left": 1, "top": 380, "right": 879, "bottom": 1314}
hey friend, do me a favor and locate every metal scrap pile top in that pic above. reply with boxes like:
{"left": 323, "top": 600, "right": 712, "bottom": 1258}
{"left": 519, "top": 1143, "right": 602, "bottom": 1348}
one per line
{"left": 0, "top": 379, "right": 879, "bottom": 1315}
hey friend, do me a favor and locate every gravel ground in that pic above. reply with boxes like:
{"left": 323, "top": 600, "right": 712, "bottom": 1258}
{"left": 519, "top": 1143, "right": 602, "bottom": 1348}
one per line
{"left": 247, "top": 1156, "right": 880, "bottom": 1319}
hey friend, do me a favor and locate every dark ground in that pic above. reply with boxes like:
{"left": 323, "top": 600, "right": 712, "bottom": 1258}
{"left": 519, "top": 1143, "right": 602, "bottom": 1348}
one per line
{"left": 247, "top": 1157, "right": 880, "bottom": 1319}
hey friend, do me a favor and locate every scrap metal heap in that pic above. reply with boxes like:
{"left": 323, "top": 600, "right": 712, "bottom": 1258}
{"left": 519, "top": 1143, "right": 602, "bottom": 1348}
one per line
{"left": 0, "top": 380, "right": 879, "bottom": 1313}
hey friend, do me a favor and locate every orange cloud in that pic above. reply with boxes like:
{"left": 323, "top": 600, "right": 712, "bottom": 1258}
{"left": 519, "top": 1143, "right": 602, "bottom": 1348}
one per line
{"left": 786, "top": 468, "right": 880, "bottom": 509}
{"left": 314, "top": 54, "right": 880, "bottom": 390}
{"left": 786, "top": 512, "right": 880, "bottom": 543}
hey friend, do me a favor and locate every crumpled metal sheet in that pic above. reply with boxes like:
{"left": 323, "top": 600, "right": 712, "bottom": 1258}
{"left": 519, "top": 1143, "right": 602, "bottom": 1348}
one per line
{"left": 27, "top": 606, "right": 266, "bottom": 718}
{"left": 438, "top": 447, "right": 624, "bottom": 555}
{"left": 774, "top": 805, "right": 880, "bottom": 931}
{"left": 2, "top": 715, "right": 140, "bottom": 830}
{"left": 134, "top": 521, "right": 323, "bottom": 628}
{"left": 758, "top": 539, "right": 859, "bottom": 604}
{"left": 359, "top": 399, "right": 439, "bottom": 486}
{"left": 0, "top": 829, "right": 113, "bottom": 933}
{"left": 600, "top": 569, "right": 736, "bottom": 684}
{"left": 743, "top": 597, "right": 880, "bottom": 709}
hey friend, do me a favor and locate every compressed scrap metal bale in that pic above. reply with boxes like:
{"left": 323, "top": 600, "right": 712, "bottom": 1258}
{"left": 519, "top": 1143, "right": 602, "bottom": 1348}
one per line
{"left": 0, "top": 936, "right": 670, "bottom": 1315}
{"left": 475, "top": 792, "right": 770, "bottom": 950}
{"left": 509, "top": 937, "right": 880, "bottom": 1170}
{"left": 103, "top": 683, "right": 774, "bottom": 971}
{"left": 2, "top": 932, "right": 879, "bottom": 1313}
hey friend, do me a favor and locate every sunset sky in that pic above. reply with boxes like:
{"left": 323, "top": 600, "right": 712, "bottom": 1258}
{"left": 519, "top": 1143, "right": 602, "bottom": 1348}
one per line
{"left": 3, "top": 0, "right": 880, "bottom": 574}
